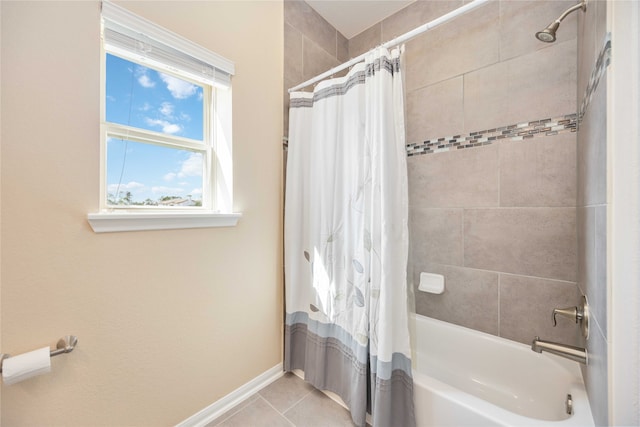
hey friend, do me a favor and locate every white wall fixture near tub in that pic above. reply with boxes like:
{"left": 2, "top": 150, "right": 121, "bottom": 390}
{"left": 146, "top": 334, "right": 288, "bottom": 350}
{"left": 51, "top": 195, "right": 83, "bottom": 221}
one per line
{"left": 410, "top": 313, "right": 594, "bottom": 427}
{"left": 418, "top": 272, "right": 445, "bottom": 294}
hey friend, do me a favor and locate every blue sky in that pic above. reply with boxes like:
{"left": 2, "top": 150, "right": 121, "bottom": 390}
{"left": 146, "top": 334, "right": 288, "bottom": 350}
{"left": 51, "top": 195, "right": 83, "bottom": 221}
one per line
{"left": 106, "top": 53, "right": 204, "bottom": 204}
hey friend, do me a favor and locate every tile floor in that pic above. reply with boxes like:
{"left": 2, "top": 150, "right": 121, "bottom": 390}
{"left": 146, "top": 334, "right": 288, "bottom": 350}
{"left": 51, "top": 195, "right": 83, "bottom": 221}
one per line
{"left": 206, "top": 372, "right": 360, "bottom": 427}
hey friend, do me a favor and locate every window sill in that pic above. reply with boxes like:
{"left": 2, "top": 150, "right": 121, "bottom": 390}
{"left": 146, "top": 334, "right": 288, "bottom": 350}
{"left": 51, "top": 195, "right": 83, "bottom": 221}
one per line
{"left": 87, "top": 211, "right": 242, "bottom": 233}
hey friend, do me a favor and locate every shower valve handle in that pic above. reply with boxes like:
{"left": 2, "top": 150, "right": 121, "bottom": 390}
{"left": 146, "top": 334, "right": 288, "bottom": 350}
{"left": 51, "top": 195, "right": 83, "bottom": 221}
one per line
{"left": 552, "top": 306, "right": 580, "bottom": 326}
{"left": 551, "top": 296, "right": 589, "bottom": 339}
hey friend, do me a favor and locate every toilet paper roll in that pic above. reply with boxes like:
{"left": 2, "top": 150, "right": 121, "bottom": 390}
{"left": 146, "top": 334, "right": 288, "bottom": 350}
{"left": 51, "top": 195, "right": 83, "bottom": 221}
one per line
{"left": 2, "top": 347, "right": 51, "bottom": 385}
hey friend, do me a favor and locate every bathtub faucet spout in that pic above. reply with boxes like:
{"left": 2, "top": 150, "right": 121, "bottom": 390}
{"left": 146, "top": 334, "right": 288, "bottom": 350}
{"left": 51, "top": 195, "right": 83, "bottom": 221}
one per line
{"left": 531, "top": 336, "right": 588, "bottom": 364}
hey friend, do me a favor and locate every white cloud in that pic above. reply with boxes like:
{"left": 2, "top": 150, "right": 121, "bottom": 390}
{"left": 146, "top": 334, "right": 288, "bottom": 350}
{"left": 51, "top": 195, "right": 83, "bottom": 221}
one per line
{"left": 177, "top": 153, "right": 203, "bottom": 178}
{"left": 159, "top": 102, "right": 174, "bottom": 117}
{"left": 162, "top": 153, "right": 202, "bottom": 188}
{"left": 190, "top": 188, "right": 203, "bottom": 196}
{"left": 151, "top": 186, "right": 185, "bottom": 194}
{"left": 160, "top": 73, "right": 198, "bottom": 99}
{"left": 140, "top": 102, "right": 152, "bottom": 112}
{"left": 145, "top": 118, "right": 182, "bottom": 134}
{"left": 137, "top": 74, "right": 155, "bottom": 88}
{"left": 108, "top": 181, "right": 145, "bottom": 193}
{"left": 135, "top": 66, "right": 155, "bottom": 88}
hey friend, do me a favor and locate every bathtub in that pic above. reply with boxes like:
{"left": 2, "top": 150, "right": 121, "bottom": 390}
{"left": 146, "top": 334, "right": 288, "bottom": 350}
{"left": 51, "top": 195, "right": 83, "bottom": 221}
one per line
{"left": 410, "top": 313, "right": 594, "bottom": 427}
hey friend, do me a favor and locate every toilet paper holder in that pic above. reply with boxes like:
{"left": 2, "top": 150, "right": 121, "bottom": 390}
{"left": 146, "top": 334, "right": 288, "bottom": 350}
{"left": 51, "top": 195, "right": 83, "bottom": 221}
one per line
{"left": 0, "top": 335, "right": 78, "bottom": 373}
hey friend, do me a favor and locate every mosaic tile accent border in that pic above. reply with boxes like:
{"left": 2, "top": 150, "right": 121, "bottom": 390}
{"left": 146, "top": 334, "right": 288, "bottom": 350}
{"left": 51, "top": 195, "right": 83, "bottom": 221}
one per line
{"left": 284, "top": 114, "right": 578, "bottom": 155}
{"left": 406, "top": 114, "right": 577, "bottom": 157}
{"left": 579, "top": 34, "right": 611, "bottom": 121}
{"left": 287, "top": 35, "right": 609, "bottom": 157}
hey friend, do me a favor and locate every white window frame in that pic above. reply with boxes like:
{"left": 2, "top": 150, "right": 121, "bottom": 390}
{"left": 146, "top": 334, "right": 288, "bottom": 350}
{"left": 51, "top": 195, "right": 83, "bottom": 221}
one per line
{"left": 88, "top": 1, "right": 240, "bottom": 233}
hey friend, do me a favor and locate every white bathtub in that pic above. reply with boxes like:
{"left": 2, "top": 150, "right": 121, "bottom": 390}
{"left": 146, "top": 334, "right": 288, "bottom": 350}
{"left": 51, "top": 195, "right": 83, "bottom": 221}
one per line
{"left": 410, "top": 314, "right": 594, "bottom": 427}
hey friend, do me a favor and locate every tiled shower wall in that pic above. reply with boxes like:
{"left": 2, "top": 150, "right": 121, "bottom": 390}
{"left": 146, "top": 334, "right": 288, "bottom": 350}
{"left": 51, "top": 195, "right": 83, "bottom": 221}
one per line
{"left": 350, "top": 0, "right": 581, "bottom": 347}
{"left": 577, "top": 1, "right": 609, "bottom": 425}
{"left": 283, "top": 0, "right": 348, "bottom": 136}
{"left": 284, "top": 1, "right": 583, "bottom": 348}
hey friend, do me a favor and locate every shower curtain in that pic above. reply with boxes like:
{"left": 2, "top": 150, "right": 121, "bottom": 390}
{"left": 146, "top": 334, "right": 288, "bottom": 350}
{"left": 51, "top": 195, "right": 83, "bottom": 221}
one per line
{"left": 284, "top": 47, "right": 415, "bottom": 427}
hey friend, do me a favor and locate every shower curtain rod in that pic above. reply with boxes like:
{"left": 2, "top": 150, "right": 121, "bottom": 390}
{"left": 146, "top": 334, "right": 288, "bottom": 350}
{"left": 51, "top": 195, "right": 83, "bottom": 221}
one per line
{"left": 288, "top": 0, "right": 490, "bottom": 93}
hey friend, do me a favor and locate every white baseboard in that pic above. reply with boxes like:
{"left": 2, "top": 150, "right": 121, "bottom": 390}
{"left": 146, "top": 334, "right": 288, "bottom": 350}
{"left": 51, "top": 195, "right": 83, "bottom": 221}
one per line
{"left": 176, "top": 363, "right": 284, "bottom": 427}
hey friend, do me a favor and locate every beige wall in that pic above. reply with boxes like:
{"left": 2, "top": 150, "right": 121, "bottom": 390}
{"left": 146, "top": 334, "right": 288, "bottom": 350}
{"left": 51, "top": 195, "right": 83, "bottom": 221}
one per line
{"left": 0, "top": 1, "right": 283, "bottom": 425}
{"left": 348, "top": 1, "right": 580, "bottom": 346}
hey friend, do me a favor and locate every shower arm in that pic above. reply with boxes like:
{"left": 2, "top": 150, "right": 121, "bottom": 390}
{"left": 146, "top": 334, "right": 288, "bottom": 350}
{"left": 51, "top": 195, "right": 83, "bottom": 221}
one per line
{"left": 554, "top": 1, "right": 587, "bottom": 25}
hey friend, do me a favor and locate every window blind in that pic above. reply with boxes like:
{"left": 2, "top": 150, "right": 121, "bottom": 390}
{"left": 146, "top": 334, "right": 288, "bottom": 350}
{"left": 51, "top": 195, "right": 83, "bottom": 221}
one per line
{"left": 101, "top": 1, "right": 234, "bottom": 88}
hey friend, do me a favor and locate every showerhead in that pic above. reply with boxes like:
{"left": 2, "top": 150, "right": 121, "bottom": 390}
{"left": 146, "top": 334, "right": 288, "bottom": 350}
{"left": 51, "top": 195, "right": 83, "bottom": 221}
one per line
{"left": 535, "top": 1, "right": 586, "bottom": 43}
{"left": 535, "top": 21, "right": 560, "bottom": 43}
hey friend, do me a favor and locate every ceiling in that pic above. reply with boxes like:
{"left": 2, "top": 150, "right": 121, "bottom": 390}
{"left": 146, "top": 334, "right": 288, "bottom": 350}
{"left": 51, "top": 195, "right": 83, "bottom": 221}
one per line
{"left": 304, "top": 0, "right": 416, "bottom": 39}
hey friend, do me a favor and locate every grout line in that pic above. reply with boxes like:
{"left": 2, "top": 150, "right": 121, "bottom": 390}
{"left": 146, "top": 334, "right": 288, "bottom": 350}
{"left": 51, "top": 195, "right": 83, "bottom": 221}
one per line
{"left": 461, "top": 73, "right": 466, "bottom": 137}
{"left": 301, "top": 36, "right": 306, "bottom": 83}
{"left": 460, "top": 207, "right": 465, "bottom": 268}
{"left": 256, "top": 395, "right": 296, "bottom": 427}
{"left": 497, "top": 273, "right": 501, "bottom": 337}
{"left": 582, "top": 202, "right": 607, "bottom": 209}
{"left": 280, "top": 394, "right": 314, "bottom": 427}
{"left": 497, "top": 136, "right": 502, "bottom": 208}
{"left": 589, "top": 310, "right": 608, "bottom": 342}
{"left": 498, "top": 271, "right": 577, "bottom": 285}
{"left": 410, "top": 206, "right": 581, "bottom": 212}
{"left": 211, "top": 394, "right": 261, "bottom": 427}
{"left": 262, "top": 371, "right": 316, "bottom": 416}
{"left": 497, "top": 0, "right": 503, "bottom": 62}
{"left": 419, "top": 262, "right": 578, "bottom": 285}
{"left": 430, "top": 206, "right": 577, "bottom": 210}
{"left": 278, "top": 386, "right": 315, "bottom": 416}
{"left": 576, "top": 279, "right": 586, "bottom": 297}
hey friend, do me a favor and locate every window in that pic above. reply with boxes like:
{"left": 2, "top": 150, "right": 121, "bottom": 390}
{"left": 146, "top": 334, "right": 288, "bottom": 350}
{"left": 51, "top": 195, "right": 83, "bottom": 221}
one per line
{"left": 89, "top": 1, "right": 240, "bottom": 232}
